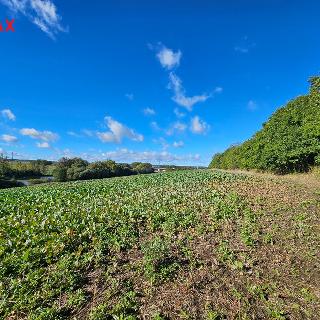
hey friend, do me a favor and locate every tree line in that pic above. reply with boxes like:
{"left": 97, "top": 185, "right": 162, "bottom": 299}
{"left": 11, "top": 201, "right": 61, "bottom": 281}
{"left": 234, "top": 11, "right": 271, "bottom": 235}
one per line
{"left": 0, "top": 159, "right": 53, "bottom": 180}
{"left": 0, "top": 158, "right": 154, "bottom": 188}
{"left": 210, "top": 77, "right": 320, "bottom": 174}
{"left": 52, "top": 158, "right": 154, "bottom": 182}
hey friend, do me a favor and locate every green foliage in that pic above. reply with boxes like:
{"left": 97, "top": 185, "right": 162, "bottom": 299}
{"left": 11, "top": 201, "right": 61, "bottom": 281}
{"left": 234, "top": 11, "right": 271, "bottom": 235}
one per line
{"left": 0, "top": 159, "right": 52, "bottom": 180}
{"left": 53, "top": 158, "right": 153, "bottom": 182}
{"left": 2, "top": 169, "right": 314, "bottom": 318}
{"left": 1, "top": 170, "right": 245, "bottom": 318}
{"left": 217, "top": 240, "right": 243, "bottom": 270}
{"left": 210, "top": 77, "right": 320, "bottom": 173}
{"left": 53, "top": 157, "right": 89, "bottom": 181}
{"left": 0, "top": 159, "right": 12, "bottom": 178}
{"left": 152, "top": 312, "right": 168, "bottom": 320}
{"left": 131, "top": 162, "right": 154, "bottom": 174}
{"left": 89, "top": 290, "right": 138, "bottom": 319}
{"left": 240, "top": 209, "right": 258, "bottom": 247}
{"left": 0, "top": 179, "right": 24, "bottom": 189}
{"left": 205, "top": 309, "right": 226, "bottom": 320}
{"left": 212, "top": 192, "right": 244, "bottom": 221}
{"left": 218, "top": 240, "right": 236, "bottom": 264}
{"left": 141, "top": 236, "right": 179, "bottom": 283}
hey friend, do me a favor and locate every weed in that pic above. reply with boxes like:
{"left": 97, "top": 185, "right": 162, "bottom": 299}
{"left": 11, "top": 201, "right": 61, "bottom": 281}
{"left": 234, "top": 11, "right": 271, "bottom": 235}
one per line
{"left": 300, "top": 288, "right": 316, "bottom": 302}
{"left": 217, "top": 240, "right": 243, "bottom": 270}
{"left": 141, "top": 236, "right": 179, "bottom": 283}
{"left": 205, "top": 308, "right": 226, "bottom": 320}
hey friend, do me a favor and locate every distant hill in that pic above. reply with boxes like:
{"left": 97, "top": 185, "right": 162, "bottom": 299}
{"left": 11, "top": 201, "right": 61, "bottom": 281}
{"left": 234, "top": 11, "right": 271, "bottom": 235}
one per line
{"left": 210, "top": 77, "right": 320, "bottom": 173}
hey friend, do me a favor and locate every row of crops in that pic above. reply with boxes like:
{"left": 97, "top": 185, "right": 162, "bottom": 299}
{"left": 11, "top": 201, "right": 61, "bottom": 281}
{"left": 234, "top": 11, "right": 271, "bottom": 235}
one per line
{"left": 0, "top": 170, "right": 249, "bottom": 319}
{"left": 1, "top": 169, "right": 318, "bottom": 319}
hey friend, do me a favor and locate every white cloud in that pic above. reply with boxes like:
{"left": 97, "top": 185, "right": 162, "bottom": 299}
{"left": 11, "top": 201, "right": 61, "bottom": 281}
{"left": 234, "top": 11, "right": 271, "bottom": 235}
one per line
{"left": 143, "top": 107, "right": 156, "bottom": 116}
{"left": 97, "top": 116, "right": 143, "bottom": 143}
{"left": 20, "top": 128, "right": 59, "bottom": 141}
{"left": 0, "top": 0, "right": 66, "bottom": 38}
{"left": 150, "top": 121, "right": 160, "bottom": 131}
{"left": 166, "top": 121, "right": 187, "bottom": 136}
{"left": 156, "top": 45, "right": 181, "bottom": 70}
{"left": 173, "top": 121, "right": 187, "bottom": 132}
{"left": 234, "top": 36, "right": 256, "bottom": 54}
{"left": 36, "top": 141, "right": 50, "bottom": 148}
{"left": 153, "top": 44, "right": 220, "bottom": 112}
{"left": 174, "top": 108, "right": 185, "bottom": 118}
{"left": 153, "top": 137, "right": 169, "bottom": 150}
{"left": 234, "top": 46, "right": 249, "bottom": 54}
{"left": 214, "top": 87, "right": 223, "bottom": 93}
{"left": 40, "top": 147, "right": 203, "bottom": 165}
{"left": 173, "top": 140, "right": 184, "bottom": 148}
{"left": 247, "top": 100, "right": 258, "bottom": 111}
{"left": 1, "top": 108, "right": 16, "bottom": 121}
{"left": 125, "top": 93, "right": 134, "bottom": 101}
{"left": 101, "top": 148, "right": 200, "bottom": 164}
{"left": 190, "top": 116, "right": 210, "bottom": 134}
{"left": 169, "top": 72, "right": 210, "bottom": 111}
{"left": 82, "top": 129, "right": 95, "bottom": 137}
{"left": 67, "top": 131, "right": 82, "bottom": 137}
{"left": 0, "top": 134, "right": 18, "bottom": 143}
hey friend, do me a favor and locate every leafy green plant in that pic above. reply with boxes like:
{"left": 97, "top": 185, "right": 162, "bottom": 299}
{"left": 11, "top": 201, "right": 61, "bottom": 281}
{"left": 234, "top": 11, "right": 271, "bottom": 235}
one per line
{"left": 217, "top": 240, "right": 244, "bottom": 270}
{"left": 205, "top": 308, "right": 226, "bottom": 320}
{"left": 141, "top": 236, "right": 179, "bottom": 283}
{"left": 240, "top": 209, "right": 258, "bottom": 247}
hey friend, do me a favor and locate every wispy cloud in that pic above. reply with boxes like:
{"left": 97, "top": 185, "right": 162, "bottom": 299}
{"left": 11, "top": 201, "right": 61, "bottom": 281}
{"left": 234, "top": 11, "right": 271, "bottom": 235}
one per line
{"left": 153, "top": 44, "right": 222, "bottom": 112}
{"left": 143, "top": 107, "right": 156, "bottom": 116}
{"left": 190, "top": 116, "right": 210, "bottom": 134}
{"left": 151, "top": 120, "right": 188, "bottom": 136}
{"left": 0, "top": 134, "right": 18, "bottom": 143}
{"left": 153, "top": 137, "right": 169, "bottom": 150}
{"left": 67, "top": 131, "right": 82, "bottom": 137}
{"left": 173, "top": 140, "right": 184, "bottom": 148}
{"left": 67, "top": 129, "right": 95, "bottom": 138}
{"left": 97, "top": 116, "right": 143, "bottom": 143}
{"left": 0, "top": 0, "right": 66, "bottom": 38}
{"left": 125, "top": 93, "right": 134, "bottom": 101}
{"left": 166, "top": 121, "right": 187, "bottom": 136}
{"left": 36, "top": 141, "right": 50, "bottom": 148}
{"left": 1, "top": 108, "right": 16, "bottom": 121}
{"left": 153, "top": 138, "right": 185, "bottom": 151}
{"left": 156, "top": 44, "right": 182, "bottom": 70}
{"left": 234, "top": 36, "right": 256, "bottom": 54}
{"left": 174, "top": 108, "right": 185, "bottom": 118}
{"left": 214, "top": 87, "right": 223, "bottom": 93}
{"left": 247, "top": 100, "right": 258, "bottom": 111}
{"left": 20, "top": 128, "right": 59, "bottom": 141}
{"left": 168, "top": 72, "right": 210, "bottom": 111}
{"left": 82, "top": 129, "right": 95, "bottom": 137}
{"left": 150, "top": 121, "right": 160, "bottom": 131}
{"left": 100, "top": 148, "right": 200, "bottom": 164}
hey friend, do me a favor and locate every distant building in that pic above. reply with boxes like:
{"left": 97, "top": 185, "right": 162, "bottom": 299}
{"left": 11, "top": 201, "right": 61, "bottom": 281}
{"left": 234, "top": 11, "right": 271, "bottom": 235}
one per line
{"left": 153, "top": 167, "right": 167, "bottom": 173}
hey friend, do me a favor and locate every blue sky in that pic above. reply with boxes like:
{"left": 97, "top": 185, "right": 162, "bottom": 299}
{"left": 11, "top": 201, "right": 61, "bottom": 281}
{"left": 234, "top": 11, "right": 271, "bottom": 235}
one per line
{"left": 0, "top": 0, "right": 319, "bottom": 165}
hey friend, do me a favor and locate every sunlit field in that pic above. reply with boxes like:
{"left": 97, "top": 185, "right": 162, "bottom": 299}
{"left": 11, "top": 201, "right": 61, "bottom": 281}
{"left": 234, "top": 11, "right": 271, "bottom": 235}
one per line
{"left": 1, "top": 170, "right": 319, "bottom": 319}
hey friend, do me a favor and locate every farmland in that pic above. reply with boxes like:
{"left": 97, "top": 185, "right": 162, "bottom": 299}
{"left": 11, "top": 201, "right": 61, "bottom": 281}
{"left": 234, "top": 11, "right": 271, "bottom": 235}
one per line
{"left": 0, "top": 170, "right": 319, "bottom": 319}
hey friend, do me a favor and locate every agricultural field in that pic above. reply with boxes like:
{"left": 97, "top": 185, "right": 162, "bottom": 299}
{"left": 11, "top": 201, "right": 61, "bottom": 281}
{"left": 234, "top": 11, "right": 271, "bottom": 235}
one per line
{"left": 0, "top": 170, "right": 319, "bottom": 319}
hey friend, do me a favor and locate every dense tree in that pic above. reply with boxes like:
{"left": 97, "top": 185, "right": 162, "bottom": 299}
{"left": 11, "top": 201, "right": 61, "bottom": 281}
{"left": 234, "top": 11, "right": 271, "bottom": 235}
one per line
{"left": 53, "top": 158, "right": 154, "bottom": 182}
{"left": 53, "top": 157, "right": 89, "bottom": 181}
{"left": 131, "top": 162, "right": 154, "bottom": 174}
{"left": 210, "top": 77, "right": 320, "bottom": 174}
